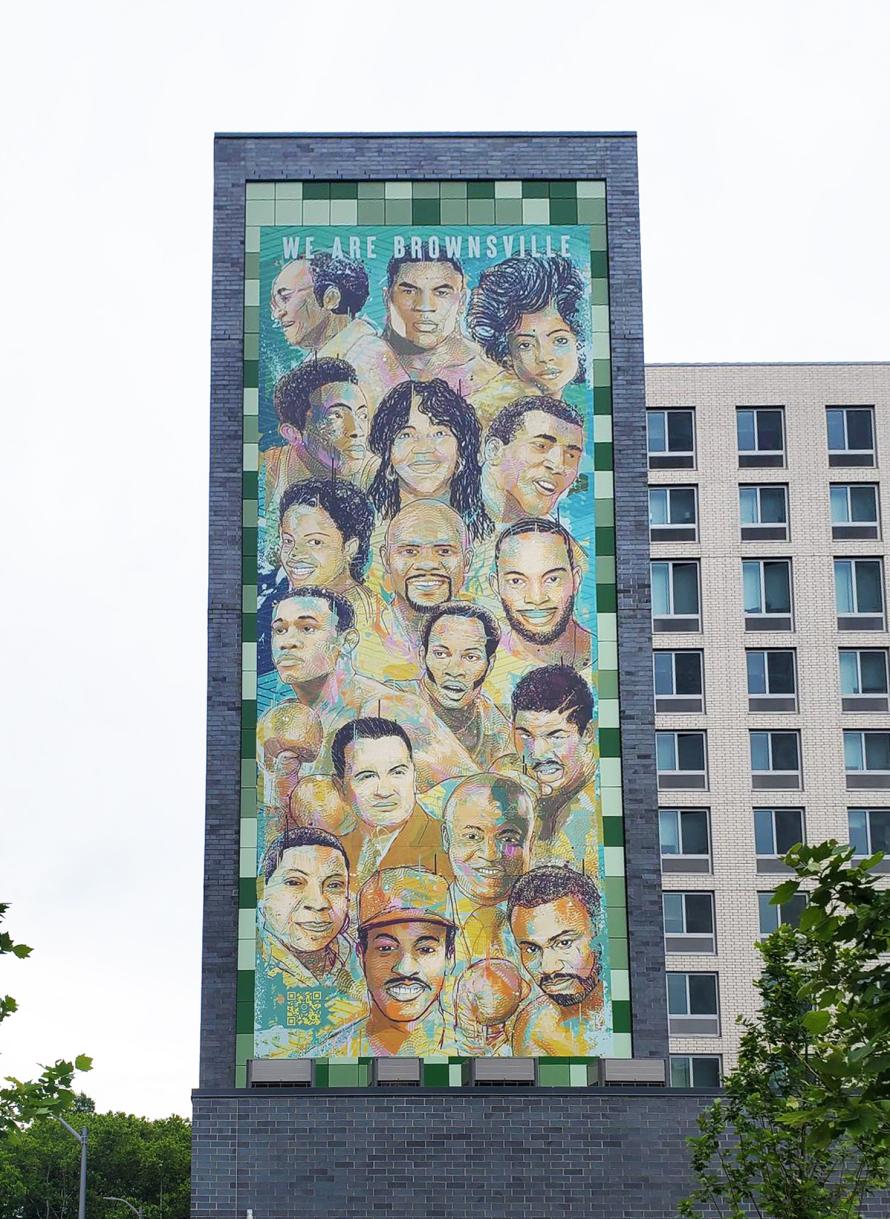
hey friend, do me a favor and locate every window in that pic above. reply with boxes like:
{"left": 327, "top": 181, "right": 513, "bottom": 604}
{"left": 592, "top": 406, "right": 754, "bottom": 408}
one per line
{"left": 848, "top": 808, "right": 890, "bottom": 870}
{"left": 657, "top": 732, "right": 707, "bottom": 790}
{"left": 840, "top": 649, "right": 889, "bottom": 713}
{"left": 750, "top": 730, "right": 801, "bottom": 789}
{"left": 737, "top": 407, "right": 785, "bottom": 467}
{"left": 654, "top": 651, "right": 704, "bottom": 712}
{"left": 827, "top": 407, "right": 875, "bottom": 467}
{"left": 743, "top": 559, "right": 793, "bottom": 630}
{"left": 663, "top": 892, "right": 716, "bottom": 953}
{"left": 830, "top": 484, "right": 880, "bottom": 540}
{"left": 739, "top": 484, "right": 789, "bottom": 540}
{"left": 835, "top": 558, "right": 885, "bottom": 630}
{"left": 648, "top": 409, "right": 695, "bottom": 469}
{"left": 747, "top": 650, "right": 797, "bottom": 712}
{"left": 651, "top": 561, "right": 701, "bottom": 632}
{"left": 666, "top": 972, "right": 720, "bottom": 1035}
{"left": 754, "top": 807, "right": 805, "bottom": 872}
{"left": 649, "top": 486, "right": 698, "bottom": 542}
{"left": 758, "top": 890, "right": 807, "bottom": 934}
{"left": 844, "top": 731, "right": 890, "bottom": 789}
{"left": 659, "top": 808, "right": 711, "bottom": 873}
{"left": 669, "top": 1055, "right": 721, "bottom": 1089}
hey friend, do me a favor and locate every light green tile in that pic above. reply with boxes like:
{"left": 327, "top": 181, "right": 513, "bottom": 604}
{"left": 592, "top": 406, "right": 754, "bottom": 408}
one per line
{"left": 588, "top": 224, "right": 608, "bottom": 252}
{"left": 246, "top": 183, "right": 275, "bottom": 201}
{"left": 448, "top": 1062, "right": 463, "bottom": 1085}
{"left": 600, "top": 756, "right": 622, "bottom": 788}
{"left": 242, "top": 499, "right": 258, "bottom": 528}
{"left": 569, "top": 1063, "right": 588, "bottom": 1086}
{"left": 595, "top": 474, "right": 614, "bottom": 504}
{"left": 596, "top": 554, "right": 616, "bottom": 582}
{"left": 611, "top": 1033, "right": 632, "bottom": 1058}
{"left": 242, "top": 584, "right": 257, "bottom": 613}
{"left": 385, "top": 181, "right": 411, "bottom": 199}
{"left": 597, "top": 612, "right": 617, "bottom": 642}
{"left": 245, "top": 227, "right": 260, "bottom": 253}
{"left": 357, "top": 200, "right": 385, "bottom": 224}
{"left": 495, "top": 199, "right": 523, "bottom": 224}
{"left": 467, "top": 200, "right": 495, "bottom": 224}
{"left": 275, "top": 182, "right": 303, "bottom": 200}
{"left": 590, "top": 279, "right": 609, "bottom": 305}
{"left": 413, "top": 182, "right": 439, "bottom": 198}
{"left": 244, "top": 280, "right": 259, "bottom": 308}
{"left": 240, "top": 788, "right": 257, "bottom": 818}
{"left": 577, "top": 181, "right": 606, "bottom": 198}
{"left": 238, "top": 907, "right": 256, "bottom": 938}
{"left": 522, "top": 198, "right": 550, "bottom": 223}
{"left": 245, "top": 199, "right": 275, "bottom": 226}
{"left": 495, "top": 180, "right": 522, "bottom": 198}
{"left": 604, "top": 844, "right": 625, "bottom": 875}
{"left": 594, "top": 415, "right": 612, "bottom": 442}
{"left": 385, "top": 200, "right": 412, "bottom": 224}
{"left": 599, "top": 699, "right": 619, "bottom": 729}
{"left": 598, "top": 638, "right": 618, "bottom": 669}
{"left": 244, "top": 332, "right": 259, "bottom": 360}
{"left": 579, "top": 198, "right": 607, "bottom": 225}
{"left": 302, "top": 200, "right": 330, "bottom": 224}
{"left": 275, "top": 200, "right": 303, "bottom": 225}
{"left": 593, "top": 358, "right": 611, "bottom": 387}
{"left": 243, "top": 442, "right": 258, "bottom": 472}
{"left": 241, "top": 669, "right": 256, "bottom": 701}
{"left": 591, "top": 305, "right": 610, "bottom": 334}
{"left": 440, "top": 200, "right": 468, "bottom": 224}
{"left": 610, "top": 969, "right": 630, "bottom": 1001}
{"left": 241, "top": 759, "right": 256, "bottom": 787}
{"left": 242, "top": 642, "right": 257, "bottom": 672}
{"left": 237, "top": 937, "right": 255, "bottom": 968}
{"left": 609, "top": 937, "right": 628, "bottom": 970}
{"left": 440, "top": 181, "right": 467, "bottom": 199}
{"left": 601, "top": 785, "right": 623, "bottom": 817}
{"left": 243, "top": 388, "right": 259, "bottom": 415}
{"left": 331, "top": 200, "right": 358, "bottom": 225}
{"left": 592, "top": 333, "right": 611, "bottom": 360}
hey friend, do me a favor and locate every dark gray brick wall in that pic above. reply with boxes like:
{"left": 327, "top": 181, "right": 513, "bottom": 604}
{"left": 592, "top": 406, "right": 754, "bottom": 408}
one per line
{"left": 203, "top": 132, "right": 665, "bottom": 1092}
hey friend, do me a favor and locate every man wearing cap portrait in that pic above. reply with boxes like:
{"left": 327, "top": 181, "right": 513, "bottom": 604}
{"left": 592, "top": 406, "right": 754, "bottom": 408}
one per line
{"left": 312, "top": 866, "right": 461, "bottom": 1057}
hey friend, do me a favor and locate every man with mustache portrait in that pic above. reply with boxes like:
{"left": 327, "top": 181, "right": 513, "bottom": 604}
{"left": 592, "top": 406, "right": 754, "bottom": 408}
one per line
{"left": 508, "top": 865, "right": 611, "bottom": 1057}
{"left": 312, "top": 866, "right": 461, "bottom": 1057}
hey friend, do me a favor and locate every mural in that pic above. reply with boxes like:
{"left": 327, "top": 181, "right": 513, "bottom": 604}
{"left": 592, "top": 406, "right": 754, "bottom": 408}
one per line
{"left": 251, "top": 223, "right": 615, "bottom": 1060}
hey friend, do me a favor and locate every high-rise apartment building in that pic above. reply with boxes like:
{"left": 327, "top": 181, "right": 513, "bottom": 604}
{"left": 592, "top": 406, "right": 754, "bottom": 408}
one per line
{"left": 646, "top": 361, "right": 890, "bottom": 1086}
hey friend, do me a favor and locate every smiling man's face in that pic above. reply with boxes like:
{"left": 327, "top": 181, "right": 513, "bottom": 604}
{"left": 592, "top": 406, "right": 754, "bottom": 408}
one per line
{"left": 444, "top": 784, "right": 532, "bottom": 904}
{"left": 382, "top": 502, "right": 471, "bottom": 613}
{"left": 491, "top": 408, "right": 583, "bottom": 518}
{"left": 361, "top": 919, "right": 449, "bottom": 1022}
{"left": 262, "top": 844, "right": 349, "bottom": 955}
{"left": 270, "top": 261, "right": 327, "bottom": 347}
{"left": 495, "top": 530, "right": 580, "bottom": 646}
{"left": 340, "top": 733, "right": 416, "bottom": 831}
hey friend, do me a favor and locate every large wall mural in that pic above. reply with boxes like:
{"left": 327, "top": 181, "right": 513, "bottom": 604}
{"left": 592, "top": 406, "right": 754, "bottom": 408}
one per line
{"left": 241, "top": 188, "right": 628, "bottom": 1074}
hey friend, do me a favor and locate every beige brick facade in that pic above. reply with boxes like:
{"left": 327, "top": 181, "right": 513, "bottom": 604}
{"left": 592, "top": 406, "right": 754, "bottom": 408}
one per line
{"left": 646, "top": 362, "right": 890, "bottom": 1076}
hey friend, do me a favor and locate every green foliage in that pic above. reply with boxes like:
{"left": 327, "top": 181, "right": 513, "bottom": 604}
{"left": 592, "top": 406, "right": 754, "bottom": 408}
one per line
{"left": 679, "top": 841, "right": 890, "bottom": 1219}
{"left": 0, "top": 903, "right": 92, "bottom": 1132}
{"left": 0, "top": 1109, "right": 192, "bottom": 1219}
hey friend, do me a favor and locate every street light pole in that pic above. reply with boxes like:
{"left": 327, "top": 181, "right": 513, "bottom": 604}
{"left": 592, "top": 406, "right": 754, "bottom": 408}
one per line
{"left": 56, "top": 1117, "right": 88, "bottom": 1219}
{"left": 103, "top": 1196, "right": 144, "bottom": 1219}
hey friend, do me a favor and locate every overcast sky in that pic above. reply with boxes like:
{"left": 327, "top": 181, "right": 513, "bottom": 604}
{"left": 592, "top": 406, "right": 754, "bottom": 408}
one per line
{"left": 1, "top": 1, "right": 888, "bottom": 1120}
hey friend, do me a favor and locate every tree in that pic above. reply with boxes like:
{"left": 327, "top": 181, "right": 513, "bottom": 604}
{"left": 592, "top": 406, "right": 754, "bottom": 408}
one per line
{"left": 679, "top": 841, "right": 890, "bottom": 1219}
{"left": 0, "top": 903, "right": 92, "bottom": 1132}
{"left": 0, "top": 1108, "right": 192, "bottom": 1219}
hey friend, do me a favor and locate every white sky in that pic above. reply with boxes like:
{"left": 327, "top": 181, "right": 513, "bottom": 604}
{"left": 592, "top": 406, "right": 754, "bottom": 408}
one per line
{"left": 1, "top": 0, "right": 888, "bottom": 1120}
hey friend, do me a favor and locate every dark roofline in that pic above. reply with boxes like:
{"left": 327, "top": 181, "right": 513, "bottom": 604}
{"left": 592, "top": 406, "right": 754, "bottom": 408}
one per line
{"left": 646, "top": 360, "right": 890, "bottom": 369}
{"left": 214, "top": 130, "right": 637, "bottom": 140}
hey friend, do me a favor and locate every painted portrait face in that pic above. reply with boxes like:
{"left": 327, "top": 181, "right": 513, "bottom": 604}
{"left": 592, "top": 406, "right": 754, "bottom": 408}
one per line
{"left": 444, "top": 785, "right": 531, "bottom": 904}
{"left": 513, "top": 707, "right": 590, "bottom": 796}
{"left": 300, "top": 381, "right": 369, "bottom": 469}
{"left": 270, "top": 261, "right": 326, "bottom": 347}
{"left": 389, "top": 399, "right": 459, "bottom": 500}
{"left": 386, "top": 261, "right": 465, "bottom": 350}
{"left": 423, "top": 614, "right": 491, "bottom": 711}
{"left": 340, "top": 733, "right": 416, "bottom": 831}
{"left": 495, "top": 531, "right": 580, "bottom": 645}
{"left": 488, "top": 408, "right": 583, "bottom": 518}
{"left": 262, "top": 844, "right": 349, "bottom": 954}
{"left": 361, "top": 919, "right": 449, "bottom": 1022}
{"left": 382, "top": 503, "right": 471, "bottom": 613}
{"left": 510, "top": 895, "right": 600, "bottom": 1007}
{"left": 271, "top": 595, "right": 346, "bottom": 687}
{"left": 506, "top": 303, "right": 579, "bottom": 396}
{"left": 280, "top": 503, "right": 356, "bottom": 590}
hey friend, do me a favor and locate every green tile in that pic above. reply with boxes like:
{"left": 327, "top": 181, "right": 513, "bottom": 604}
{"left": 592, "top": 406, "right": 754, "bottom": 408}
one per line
{"left": 494, "top": 198, "right": 523, "bottom": 224}
{"left": 595, "top": 525, "right": 615, "bottom": 555}
{"left": 240, "top": 878, "right": 258, "bottom": 908}
{"left": 242, "top": 526, "right": 258, "bottom": 557}
{"left": 522, "top": 180, "right": 549, "bottom": 198}
{"left": 549, "top": 181, "right": 576, "bottom": 198}
{"left": 467, "top": 200, "right": 495, "bottom": 225}
{"left": 609, "top": 937, "right": 628, "bottom": 970}
{"left": 330, "top": 182, "right": 357, "bottom": 199}
{"left": 241, "top": 614, "right": 256, "bottom": 644}
{"left": 241, "top": 700, "right": 257, "bottom": 731}
{"left": 598, "top": 668, "right": 619, "bottom": 699}
{"left": 440, "top": 182, "right": 467, "bottom": 199}
{"left": 590, "top": 251, "right": 609, "bottom": 278}
{"left": 245, "top": 252, "right": 260, "bottom": 281}
{"left": 593, "top": 385, "right": 612, "bottom": 414}
{"left": 244, "top": 305, "right": 259, "bottom": 335}
{"left": 549, "top": 197, "right": 577, "bottom": 224}
{"left": 357, "top": 200, "right": 385, "bottom": 225}
{"left": 467, "top": 181, "right": 494, "bottom": 199}
{"left": 612, "top": 1000, "right": 631, "bottom": 1034}
{"left": 537, "top": 1060, "right": 574, "bottom": 1086}
{"left": 384, "top": 200, "right": 412, "bottom": 224}
{"left": 596, "top": 582, "right": 617, "bottom": 613}
{"left": 303, "top": 181, "right": 330, "bottom": 200}
{"left": 243, "top": 360, "right": 258, "bottom": 389}
{"left": 236, "top": 1002, "right": 254, "bottom": 1034}
{"left": 242, "top": 498, "right": 258, "bottom": 528}
{"left": 240, "top": 787, "right": 257, "bottom": 817}
{"left": 593, "top": 440, "right": 613, "bottom": 472}
{"left": 327, "top": 1060, "right": 372, "bottom": 1087}
{"left": 591, "top": 279, "right": 610, "bottom": 307}
{"left": 589, "top": 225, "right": 608, "bottom": 252}
{"left": 244, "top": 333, "right": 259, "bottom": 362}
{"left": 593, "top": 358, "right": 612, "bottom": 388}
{"left": 358, "top": 182, "right": 384, "bottom": 198}
{"left": 412, "top": 182, "right": 440, "bottom": 198}
{"left": 412, "top": 198, "right": 440, "bottom": 224}
{"left": 599, "top": 726, "right": 621, "bottom": 757}
{"left": 236, "top": 968, "right": 255, "bottom": 1005}
{"left": 596, "top": 554, "right": 616, "bottom": 582}
{"left": 595, "top": 497, "right": 614, "bottom": 526}
{"left": 579, "top": 196, "right": 607, "bottom": 225}
{"left": 440, "top": 199, "right": 468, "bottom": 224}
{"left": 603, "top": 816, "right": 624, "bottom": 847}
